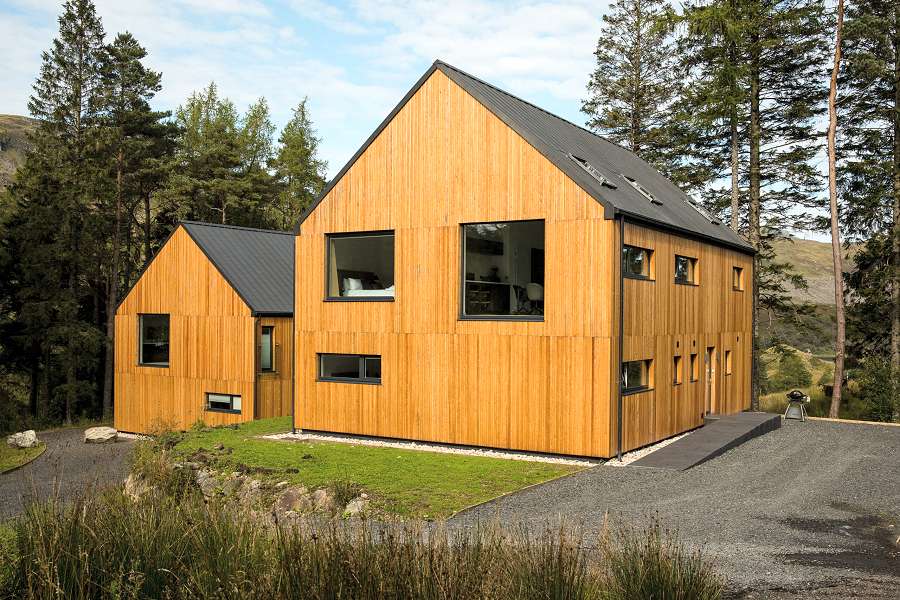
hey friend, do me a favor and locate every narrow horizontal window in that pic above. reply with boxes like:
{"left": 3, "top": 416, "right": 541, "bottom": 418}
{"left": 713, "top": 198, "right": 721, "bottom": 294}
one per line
{"left": 689, "top": 353, "right": 699, "bottom": 382}
{"left": 206, "top": 393, "right": 241, "bottom": 413}
{"left": 623, "top": 245, "right": 653, "bottom": 279}
{"left": 318, "top": 353, "right": 382, "bottom": 384}
{"left": 622, "top": 359, "right": 652, "bottom": 393}
{"left": 673, "top": 355, "right": 683, "bottom": 385}
{"left": 326, "top": 232, "right": 395, "bottom": 300}
{"left": 139, "top": 314, "right": 169, "bottom": 367}
{"left": 260, "top": 326, "right": 274, "bottom": 372}
{"left": 674, "top": 255, "right": 698, "bottom": 285}
{"left": 461, "top": 220, "right": 544, "bottom": 320}
{"left": 733, "top": 266, "right": 744, "bottom": 291}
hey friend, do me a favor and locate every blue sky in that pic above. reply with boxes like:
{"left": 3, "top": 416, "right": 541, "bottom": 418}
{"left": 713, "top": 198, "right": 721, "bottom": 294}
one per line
{"left": 2, "top": 0, "right": 611, "bottom": 177}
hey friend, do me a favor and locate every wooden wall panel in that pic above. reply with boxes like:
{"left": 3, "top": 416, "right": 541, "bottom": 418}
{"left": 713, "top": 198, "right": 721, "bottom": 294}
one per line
{"left": 114, "top": 227, "right": 257, "bottom": 433}
{"left": 256, "top": 317, "right": 294, "bottom": 420}
{"left": 621, "top": 223, "right": 753, "bottom": 452}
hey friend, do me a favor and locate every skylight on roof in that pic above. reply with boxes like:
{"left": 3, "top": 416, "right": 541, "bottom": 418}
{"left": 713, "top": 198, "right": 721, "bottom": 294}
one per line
{"left": 622, "top": 175, "right": 663, "bottom": 206}
{"left": 686, "top": 200, "right": 721, "bottom": 226}
{"left": 568, "top": 154, "right": 616, "bottom": 189}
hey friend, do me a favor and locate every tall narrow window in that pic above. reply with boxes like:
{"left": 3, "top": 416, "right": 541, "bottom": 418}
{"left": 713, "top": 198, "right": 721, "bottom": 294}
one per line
{"left": 674, "top": 255, "right": 698, "bottom": 285}
{"left": 689, "top": 353, "right": 699, "bottom": 382}
{"left": 260, "top": 326, "right": 274, "bottom": 372}
{"left": 724, "top": 350, "right": 733, "bottom": 375}
{"left": 318, "top": 354, "right": 382, "bottom": 384}
{"left": 622, "top": 359, "right": 652, "bottom": 393}
{"left": 673, "top": 355, "right": 683, "bottom": 385}
{"left": 326, "top": 232, "right": 395, "bottom": 300}
{"left": 139, "top": 314, "right": 169, "bottom": 366}
{"left": 623, "top": 245, "right": 653, "bottom": 279}
{"left": 733, "top": 266, "right": 744, "bottom": 291}
{"left": 461, "top": 220, "right": 544, "bottom": 319}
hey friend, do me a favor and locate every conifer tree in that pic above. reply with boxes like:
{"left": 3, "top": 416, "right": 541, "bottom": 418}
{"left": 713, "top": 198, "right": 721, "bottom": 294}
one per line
{"left": 272, "top": 98, "right": 327, "bottom": 230}
{"left": 582, "top": 0, "right": 679, "bottom": 175}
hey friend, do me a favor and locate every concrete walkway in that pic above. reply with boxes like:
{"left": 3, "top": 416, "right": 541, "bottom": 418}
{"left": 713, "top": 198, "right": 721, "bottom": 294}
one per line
{"left": 631, "top": 411, "right": 782, "bottom": 470}
{"left": 0, "top": 428, "right": 135, "bottom": 520}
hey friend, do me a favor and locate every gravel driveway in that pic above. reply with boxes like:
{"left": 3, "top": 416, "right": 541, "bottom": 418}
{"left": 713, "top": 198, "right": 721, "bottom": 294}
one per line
{"left": 0, "top": 428, "right": 135, "bottom": 520}
{"left": 450, "top": 419, "right": 900, "bottom": 598}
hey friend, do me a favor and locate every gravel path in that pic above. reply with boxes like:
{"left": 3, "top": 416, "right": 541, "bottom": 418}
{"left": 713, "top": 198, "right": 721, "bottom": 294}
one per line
{"left": 0, "top": 428, "right": 135, "bottom": 520}
{"left": 450, "top": 420, "right": 900, "bottom": 597}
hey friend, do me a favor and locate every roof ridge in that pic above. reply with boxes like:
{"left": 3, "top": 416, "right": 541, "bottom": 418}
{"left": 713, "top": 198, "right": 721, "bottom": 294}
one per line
{"left": 180, "top": 220, "right": 294, "bottom": 236}
{"left": 433, "top": 60, "right": 634, "bottom": 156}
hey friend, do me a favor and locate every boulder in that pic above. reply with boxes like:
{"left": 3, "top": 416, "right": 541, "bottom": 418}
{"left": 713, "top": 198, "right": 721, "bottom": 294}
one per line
{"left": 196, "top": 470, "right": 218, "bottom": 497}
{"left": 311, "top": 488, "right": 335, "bottom": 513}
{"left": 6, "top": 430, "right": 39, "bottom": 449}
{"left": 276, "top": 486, "right": 311, "bottom": 513}
{"left": 84, "top": 426, "right": 118, "bottom": 444}
{"left": 343, "top": 497, "right": 369, "bottom": 518}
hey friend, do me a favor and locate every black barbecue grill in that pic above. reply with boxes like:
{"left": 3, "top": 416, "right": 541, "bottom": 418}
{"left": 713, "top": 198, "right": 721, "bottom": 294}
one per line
{"left": 784, "top": 389, "right": 810, "bottom": 421}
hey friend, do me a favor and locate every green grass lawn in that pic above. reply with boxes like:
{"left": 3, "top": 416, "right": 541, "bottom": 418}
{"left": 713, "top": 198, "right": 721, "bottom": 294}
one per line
{"left": 0, "top": 443, "right": 45, "bottom": 474}
{"left": 172, "top": 418, "right": 582, "bottom": 519}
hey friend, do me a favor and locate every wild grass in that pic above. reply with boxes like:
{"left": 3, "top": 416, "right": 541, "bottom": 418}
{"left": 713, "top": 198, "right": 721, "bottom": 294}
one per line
{"left": 0, "top": 443, "right": 45, "bottom": 474}
{"left": 0, "top": 488, "right": 724, "bottom": 600}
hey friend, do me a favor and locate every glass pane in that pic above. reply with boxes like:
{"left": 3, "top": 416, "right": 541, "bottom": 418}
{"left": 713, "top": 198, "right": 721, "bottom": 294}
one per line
{"left": 320, "top": 355, "right": 362, "bottom": 379}
{"left": 260, "top": 327, "right": 273, "bottom": 371}
{"left": 463, "top": 221, "right": 544, "bottom": 317}
{"left": 327, "top": 233, "right": 395, "bottom": 298}
{"left": 623, "top": 246, "right": 649, "bottom": 277}
{"left": 675, "top": 256, "right": 694, "bottom": 283}
{"left": 208, "top": 393, "right": 238, "bottom": 411}
{"left": 364, "top": 356, "right": 381, "bottom": 380}
{"left": 622, "top": 360, "right": 649, "bottom": 391}
{"left": 140, "top": 314, "right": 169, "bottom": 365}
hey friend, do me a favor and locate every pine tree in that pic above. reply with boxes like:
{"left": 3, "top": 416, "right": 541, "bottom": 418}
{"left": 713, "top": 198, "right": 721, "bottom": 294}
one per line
{"left": 237, "top": 97, "right": 277, "bottom": 227}
{"left": 272, "top": 98, "right": 327, "bottom": 230}
{"left": 582, "top": 0, "right": 679, "bottom": 175}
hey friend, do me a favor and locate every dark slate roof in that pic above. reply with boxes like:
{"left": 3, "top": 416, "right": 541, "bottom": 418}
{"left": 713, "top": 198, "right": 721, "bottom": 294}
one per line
{"left": 182, "top": 221, "right": 294, "bottom": 315}
{"left": 298, "top": 60, "right": 754, "bottom": 254}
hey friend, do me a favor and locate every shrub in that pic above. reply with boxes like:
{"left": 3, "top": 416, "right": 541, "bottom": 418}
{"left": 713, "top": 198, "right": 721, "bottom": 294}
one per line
{"left": 763, "top": 348, "right": 812, "bottom": 394}
{"left": 854, "top": 357, "right": 899, "bottom": 422}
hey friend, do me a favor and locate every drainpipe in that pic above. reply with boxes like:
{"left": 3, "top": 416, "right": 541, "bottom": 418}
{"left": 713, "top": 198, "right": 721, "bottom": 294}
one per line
{"left": 253, "top": 316, "right": 260, "bottom": 420}
{"left": 616, "top": 214, "right": 625, "bottom": 461}
{"left": 290, "top": 321, "right": 296, "bottom": 435}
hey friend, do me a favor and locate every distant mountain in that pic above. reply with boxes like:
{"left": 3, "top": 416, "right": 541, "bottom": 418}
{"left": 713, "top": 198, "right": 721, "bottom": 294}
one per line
{"left": 769, "top": 237, "right": 857, "bottom": 306}
{"left": 0, "top": 114, "right": 38, "bottom": 191}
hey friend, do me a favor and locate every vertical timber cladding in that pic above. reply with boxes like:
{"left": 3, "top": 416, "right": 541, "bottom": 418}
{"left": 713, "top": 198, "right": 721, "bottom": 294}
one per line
{"left": 621, "top": 222, "right": 753, "bottom": 452}
{"left": 295, "top": 70, "right": 621, "bottom": 458}
{"left": 256, "top": 316, "right": 294, "bottom": 419}
{"left": 114, "top": 227, "right": 256, "bottom": 433}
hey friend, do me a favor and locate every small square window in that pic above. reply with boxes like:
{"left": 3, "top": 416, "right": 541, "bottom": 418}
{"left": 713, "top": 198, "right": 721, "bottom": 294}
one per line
{"left": 673, "top": 355, "right": 683, "bottom": 385}
{"left": 206, "top": 393, "right": 241, "bottom": 413}
{"left": 622, "top": 359, "right": 652, "bottom": 393}
{"left": 689, "top": 353, "right": 699, "bottom": 382}
{"left": 733, "top": 266, "right": 745, "bottom": 291}
{"left": 674, "top": 255, "right": 698, "bottom": 285}
{"left": 139, "top": 314, "right": 169, "bottom": 366}
{"left": 318, "top": 354, "right": 382, "bottom": 384}
{"left": 623, "top": 245, "right": 653, "bottom": 279}
{"left": 326, "top": 232, "right": 395, "bottom": 300}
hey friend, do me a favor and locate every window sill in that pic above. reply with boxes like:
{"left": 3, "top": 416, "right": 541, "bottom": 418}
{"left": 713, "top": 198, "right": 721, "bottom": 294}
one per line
{"left": 624, "top": 274, "right": 654, "bottom": 282}
{"left": 459, "top": 315, "right": 544, "bottom": 322}
{"left": 138, "top": 363, "right": 169, "bottom": 368}
{"left": 673, "top": 382, "right": 682, "bottom": 386}
{"left": 325, "top": 297, "right": 395, "bottom": 303}
{"left": 206, "top": 407, "right": 241, "bottom": 414}
{"left": 258, "top": 370, "right": 278, "bottom": 376}
{"left": 674, "top": 281, "right": 699, "bottom": 287}
{"left": 689, "top": 378, "right": 699, "bottom": 383}
{"left": 621, "top": 386, "right": 653, "bottom": 396}
{"left": 317, "top": 377, "right": 382, "bottom": 386}
{"left": 732, "top": 287, "right": 744, "bottom": 292}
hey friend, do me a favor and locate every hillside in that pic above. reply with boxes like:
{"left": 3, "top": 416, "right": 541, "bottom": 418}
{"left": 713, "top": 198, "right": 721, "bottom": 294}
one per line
{"left": 769, "top": 237, "right": 857, "bottom": 305}
{"left": 0, "top": 114, "right": 38, "bottom": 191}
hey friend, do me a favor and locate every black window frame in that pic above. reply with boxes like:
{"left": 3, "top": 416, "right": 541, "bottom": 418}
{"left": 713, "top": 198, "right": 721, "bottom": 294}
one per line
{"left": 459, "top": 219, "right": 545, "bottom": 322}
{"left": 317, "top": 353, "right": 382, "bottom": 385}
{"left": 621, "top": 359, "right": 653, "bottom": 395}
{"left": 622, "top": 244, "right": 654, "bottom": 280}
{"left": 674, "top": 254, "right": 699, "bottom": 286}
{"left": 259, "top": 325, "right": 275, "bottom": 373}
{"left": 138, "top": 313, "right": 170, "bottom": 368}
{"left": 206, "top": 392, "right": 242, "bottom": 414}
{"left": 324, "top": 230, "right": 396, "bottom": 302}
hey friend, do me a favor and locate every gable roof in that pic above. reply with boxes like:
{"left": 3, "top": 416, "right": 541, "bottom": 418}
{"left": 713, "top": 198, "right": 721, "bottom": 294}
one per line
{"left": 181, "top": 221, "right": 294, "bottom": 316}
{"left": 298, "top": 60, "right": 754, "bottom": 254}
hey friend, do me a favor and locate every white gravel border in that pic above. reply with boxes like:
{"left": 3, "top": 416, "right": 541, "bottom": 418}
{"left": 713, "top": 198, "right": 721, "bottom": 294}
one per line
{"left": 603, "top": 430, "right": 691, "bottom": 467}
{"left": 116, "top": 432, "right": 151, "bottom": 441}
{"left": 262, "top": 431, "right": 602, "bottom": 467}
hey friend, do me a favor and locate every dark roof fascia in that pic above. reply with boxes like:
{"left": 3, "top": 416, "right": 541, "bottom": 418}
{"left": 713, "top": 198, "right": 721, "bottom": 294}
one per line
{"left": 253, "top": 311, "right": 293, "bottom": 318}
{"left": 293, "top": 63, "right": 443, "bottom": 234}
{"left": 114, "top": 224, "right": 182, "bottom": 313}
{"left": 180, "top": 224, "right": 256, "bottom": 314}
{"left": 618, "top": 210, "right": 756, "bottom": 256}
{"left": 181, "top": 220, "right": 295, "bottom": 236}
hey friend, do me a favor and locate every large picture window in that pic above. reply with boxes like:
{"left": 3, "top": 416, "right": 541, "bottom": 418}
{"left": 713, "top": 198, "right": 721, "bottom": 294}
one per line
{"left": 461, "top": 220, "right": 544, "bottom": 319}
{"left": 138, "top": 314, "right": 169, "bottom": 367}
{"left": 623, "top": 245, "right": 652, "bottom": 279}
{"left": 326, "top": 232, "right": 394, "bottom": 300}
{"left": 318, "top": 354, "right": 382, "bottom": 384}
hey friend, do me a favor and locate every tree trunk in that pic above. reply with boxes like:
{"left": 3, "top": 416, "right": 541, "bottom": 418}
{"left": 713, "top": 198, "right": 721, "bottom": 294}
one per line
{"left": 827, "top": 0, "right": 846, "bottom": 419}
{"left": 749, "top": 22, "right": 762, "bottom": 412}
{"left": 102, "top": 146, "right": 124, "bottom": 421}
{"left": 892, "top": 8, "right": 900, "bottom": 369}
{"left": 730, "top": 112, "right": 740, "bottom": 232}
{"left": 144, "top": 192, "right": 152, "bottom": 268}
